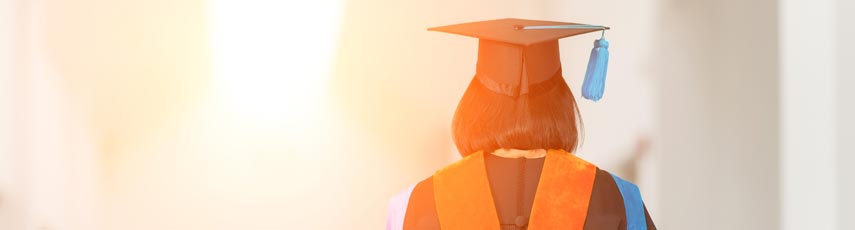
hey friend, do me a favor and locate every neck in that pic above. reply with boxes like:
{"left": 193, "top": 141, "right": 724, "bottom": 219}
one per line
{"left": 490, "top": 148, "right": 547, "bottom": 159}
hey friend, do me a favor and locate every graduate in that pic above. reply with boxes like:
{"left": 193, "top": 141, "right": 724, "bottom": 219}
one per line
{"left": 387, "top": 18, "right": 656, "bottom": 230}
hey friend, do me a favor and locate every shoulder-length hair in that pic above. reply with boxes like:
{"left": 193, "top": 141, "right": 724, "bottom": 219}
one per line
{"left": 451, "top": 74, "right": 582, "bottom": 156}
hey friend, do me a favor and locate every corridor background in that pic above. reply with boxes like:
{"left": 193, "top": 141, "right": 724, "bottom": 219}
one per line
{"left": 0, "top": 0, "right": 852, "bottom": 229}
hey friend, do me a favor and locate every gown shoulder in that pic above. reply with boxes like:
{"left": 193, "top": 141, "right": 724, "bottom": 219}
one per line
{"left": 590, "top": 168, "right": 657, "bottom": 230}
{"left": 401, "top": 176, "right": 440, "bottom": 230}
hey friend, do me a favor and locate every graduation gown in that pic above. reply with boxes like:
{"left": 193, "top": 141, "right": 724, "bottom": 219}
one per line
{"left": 386, "top": 149, "right": 656, "bottom": 230}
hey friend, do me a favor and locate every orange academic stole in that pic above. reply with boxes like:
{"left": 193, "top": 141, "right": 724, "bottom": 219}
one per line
{"left": 433, "top": 149, "right": 597, "bottom": 230}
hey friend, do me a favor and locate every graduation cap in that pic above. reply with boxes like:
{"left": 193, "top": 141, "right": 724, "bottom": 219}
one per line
{"left": 429, "top": 18, "right": 611, "bottom": 101}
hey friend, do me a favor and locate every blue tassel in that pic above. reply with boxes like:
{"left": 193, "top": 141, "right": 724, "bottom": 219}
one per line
{"left": 582, "top": 36, "right": 610, "bottom": 101}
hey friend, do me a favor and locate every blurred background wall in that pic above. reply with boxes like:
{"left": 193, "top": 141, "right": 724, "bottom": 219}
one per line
{"left": 657, "top": 0, "right": 781, "bottom": 229}
{"left": 838, "top": 0, "right": 855, "bottom": 228}
{"left": 0, "top": 0, "right": 852, "bottom": 229}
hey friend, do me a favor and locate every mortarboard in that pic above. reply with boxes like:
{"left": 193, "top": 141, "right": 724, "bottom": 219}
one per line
{"left": 429, "top": 18, "right": 611, "bottom": 101}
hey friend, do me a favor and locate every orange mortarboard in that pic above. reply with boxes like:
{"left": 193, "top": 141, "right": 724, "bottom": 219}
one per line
{"left": 429, "top": 18, "right": 611, "bottom": 101}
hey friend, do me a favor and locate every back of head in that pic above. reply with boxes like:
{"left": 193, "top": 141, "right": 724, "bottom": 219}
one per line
{"left": 452, "top": 40, "right": 582, "bottom": 156}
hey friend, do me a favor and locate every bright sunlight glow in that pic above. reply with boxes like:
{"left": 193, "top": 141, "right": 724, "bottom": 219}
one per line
{"left": 208, "top": 0, "right": 343, "bottom": 124}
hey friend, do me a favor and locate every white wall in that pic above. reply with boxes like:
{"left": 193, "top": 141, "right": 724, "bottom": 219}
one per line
{"left": 656, "top": 0, "right": 781, "bottom": 229}
{"left": 837, "top": 0, "right": 855, "bottom": 229}
{"left": 0, "top": 0, "right": 12, "bottom": 226}
{"left": 779, "top": 0, "right": 855, "bottom": 228}
{"left": 0, "top": 1, "right": 103, "bottom": 229}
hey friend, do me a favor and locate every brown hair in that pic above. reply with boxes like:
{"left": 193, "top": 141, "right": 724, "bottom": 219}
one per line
{"left": 451, "top": 74, "right": 582, "bottom": 156}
